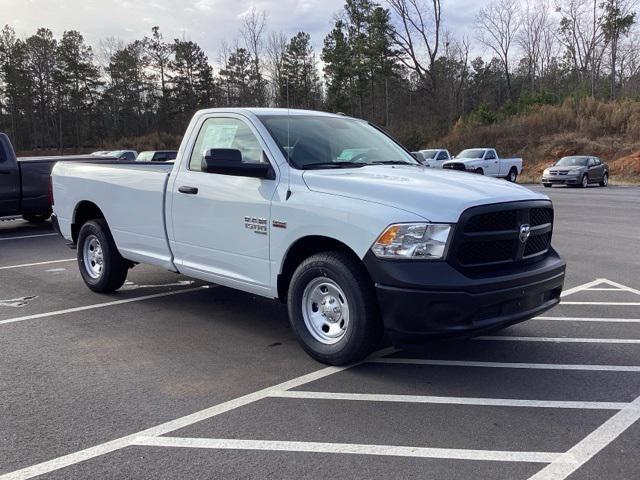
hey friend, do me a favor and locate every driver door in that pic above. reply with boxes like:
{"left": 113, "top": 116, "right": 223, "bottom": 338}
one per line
{"left": 483, "top": 150, "right": 500, "bottom": 176}
{"left": 169, "top": 115, "right": 279, "bottom": 295}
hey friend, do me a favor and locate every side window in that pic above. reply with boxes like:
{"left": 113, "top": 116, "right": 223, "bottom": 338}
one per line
{"left": 594, "top": 157, "right": 601, "bottom": 165}
{"left": 588, "top": 158, "right": 596, "bottom": 167}
{"left": 189, "top": 117, "right": 264, "bottom": 171}
{"left": 485, "top": 150, "right": 496, "bottom": 160}
{"left": 437, "top": 151, "right": 448, "bottom": 160}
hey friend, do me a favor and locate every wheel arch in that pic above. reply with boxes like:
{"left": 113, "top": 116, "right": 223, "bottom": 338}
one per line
{"left": 277, "top": 235, "right": 368, "bottom": 302}
{"left": 71, "top": 201, "right": 106, "bottom": 244}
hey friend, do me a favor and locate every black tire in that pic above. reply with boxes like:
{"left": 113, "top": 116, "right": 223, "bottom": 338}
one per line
{"left": 287, "top": 251, "right": 382, "bottom": 365}
{"left": 543, "top": 183, "right": 552, "bottom": 188}
{"left": 77, "top": 219, "right": 128, "bottom": 293}
{"left": 507, "top": 167, "right": 518, "bottom": 182}
{"left": 22, "top": 212, "right": 51, "bottom": 223}
{"left": 474, "top": 168, "right": 484, "bottom": 175}
{"left": 600, "top": 173, "right": 608, "bottom": 187}
{"left": 580, "top": 174, "right": 589, "bottom": 188}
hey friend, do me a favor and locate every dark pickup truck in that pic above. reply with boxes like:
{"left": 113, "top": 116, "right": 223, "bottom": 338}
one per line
{"left": 0, "top": 133, "right": 112, "bottom": 223}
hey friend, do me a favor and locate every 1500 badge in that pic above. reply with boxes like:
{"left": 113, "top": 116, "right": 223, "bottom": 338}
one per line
{"left": 244, "top": 216, "right": 268, "bottom": 235}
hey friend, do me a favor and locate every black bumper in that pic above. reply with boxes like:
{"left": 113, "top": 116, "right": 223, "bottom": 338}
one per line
{"left": 50, "top": 213, "right": 75, "bottom": 249}
{"left": 364, "top": 249, "right": 566, "bottom": 344}
{"left": 542, "top": 176, "right": 580, "bottom": 185}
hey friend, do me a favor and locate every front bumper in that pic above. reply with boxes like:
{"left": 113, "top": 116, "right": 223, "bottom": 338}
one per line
{"left": 364, "top": 249, "right": 566, "bottom": 344}
{"left": 542, "top": 174, "right": 580, "bottom": 185}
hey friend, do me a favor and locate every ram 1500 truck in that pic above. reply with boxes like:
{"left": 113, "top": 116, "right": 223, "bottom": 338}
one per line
{"left": 443, "top": 148, "right": 522, "bottom": 182}
{"left": 0, "top": 133, "right": 110, "bottom": 222}
{"left": 51, "top": 108, "right": 566, "bottom": 365}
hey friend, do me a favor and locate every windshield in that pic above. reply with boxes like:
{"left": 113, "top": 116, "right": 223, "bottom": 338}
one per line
{"left": 420, "top": 149, "right": 438, "bottom": 159}
{"left": 457, "top": 149, "right": 486, "bottom": 159}
{"left": 136, "top": 152, "right": 153, "bottom": 161}
{"left": 258, "top": 115, "right": 419, "bottom": 169}
{"left": 555, "top": 156, "right": 589, "bottom": 167}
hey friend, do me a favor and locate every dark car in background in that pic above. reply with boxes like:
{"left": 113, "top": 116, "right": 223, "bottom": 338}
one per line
{"left": 136, "top": 150, "right": 178, "bottom": 162}
{"left": 542, "top": 156, "right": 609, "bottom": 188}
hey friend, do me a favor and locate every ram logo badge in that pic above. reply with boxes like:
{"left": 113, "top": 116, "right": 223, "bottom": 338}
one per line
{"left": 244, "top": 216, "right": 268, "bottom": 235}
{"left": 519, "top": 224, "right": 531, "bottom": 243}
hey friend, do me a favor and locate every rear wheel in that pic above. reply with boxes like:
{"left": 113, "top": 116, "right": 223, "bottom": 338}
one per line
{"left": 287, "top": 251, "right": 382, "bottom": 365}
{"left": 77, "top": 219, "right": 128, "bottom": 292}
{"left": 543, "top": 183, "right": 552, "bottom": 188}
{"left": 22, "top": 212, "right": 50, "bottom": 223}
{"left": 580, "top": 174, "right": 589, "bottom": 188}
{"left": 474, "top": 168, "right": 484, "bottom": 175}
{"left": 600, "top": 173, "right": 608, "bottom": 187}
{"left": 507, "top": 167, "right": 517, "bottom": 182}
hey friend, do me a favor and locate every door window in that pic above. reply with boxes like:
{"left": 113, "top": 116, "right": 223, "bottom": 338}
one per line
{"left": 189, "top": 117, "right": 265, "bottom": 171}
{"left": 437, "top": 151, "right": 448, "bottom": 160}
{"left": 485, "top": 151, "right": 496, "bottom": 160}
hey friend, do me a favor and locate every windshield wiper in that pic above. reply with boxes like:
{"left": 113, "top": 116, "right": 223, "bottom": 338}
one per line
{"left": 370, "top": 160, "right": 416, "bottom": 165}
{"left": 300, "top": 162, "right": 367, "bottom": 170}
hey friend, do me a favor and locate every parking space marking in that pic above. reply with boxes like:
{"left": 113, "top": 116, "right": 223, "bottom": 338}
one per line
{"left": 0, "top": 286, "right": 211, "bottom": 326}
{"left": 133, "top": 436, "right": 562, "bottom": 464}
{"left": 0, "top": 258, "right": 75, "bottom": 271}
{"left": 0, "top": 233, "right": 57, "bottom": 241}
{"left": 528, "top": 394, "right": 640, "bottom": 480}
{"left": 271, "top": 391, "right": 628, "bottom": 410}
{"left": 560, "top": 279, "right": 607, "bottom": 297}
{"left": 476, "top": 336, "right": 640, "bottom": 344}
{"left": 370, "top": 358, "right": 640, "bottom": 372}
{"left": 0, "top": 348, "right": 394, "bottom": 480}
{"left": 535, "top": 316, "right": 640, "bottom": 323}
{"left": 561, "top": 301, "right": 640, "bottom": 306}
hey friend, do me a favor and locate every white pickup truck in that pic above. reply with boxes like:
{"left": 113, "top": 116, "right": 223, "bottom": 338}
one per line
{"left": 443, "top": 148, "right": 522, "bottom": 182}
{"left": 51, "top": 108, "right": 565, "bottom": 365}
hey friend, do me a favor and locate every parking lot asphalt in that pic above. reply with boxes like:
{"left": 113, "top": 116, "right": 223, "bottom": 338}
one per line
{"left": 0, "top": 184, "right": 639, "bottom": 480}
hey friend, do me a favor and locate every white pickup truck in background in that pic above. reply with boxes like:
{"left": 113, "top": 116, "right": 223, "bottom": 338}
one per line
{"left": 417, "top": 149, "right": 451, "bottom": 168}
{"left": 51, "top": 108, "right": 565, "bottom": 365}
{"left": 443, "top": 148, "right": 522, "bottom": 182}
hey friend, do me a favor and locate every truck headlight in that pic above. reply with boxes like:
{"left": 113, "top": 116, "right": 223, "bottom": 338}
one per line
{"left": 371, "top": 223, "right": 451, "bottom": 259}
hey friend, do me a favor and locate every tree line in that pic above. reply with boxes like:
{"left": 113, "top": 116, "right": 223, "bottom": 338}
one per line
{"left": 0, "top": 0, "right": 638, "bottom": 153}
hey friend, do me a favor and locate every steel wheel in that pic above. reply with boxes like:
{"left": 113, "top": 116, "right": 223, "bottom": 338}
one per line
{"left": 302, "top": 277, "right": 350, "bottom": 344}
{"left": 82, "top": 234, "right": 104, "bottom": 279}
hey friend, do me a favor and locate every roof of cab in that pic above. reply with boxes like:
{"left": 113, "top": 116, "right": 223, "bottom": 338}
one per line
{"left": 194, "top": 107, "right": 348, "bottom": 118}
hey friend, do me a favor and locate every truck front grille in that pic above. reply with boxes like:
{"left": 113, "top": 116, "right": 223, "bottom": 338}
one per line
{"left": 450, "top": 201, "right": 554, "bottom": 269}
{"left": 443, "top": 162, "right": 466, "bottom": 171}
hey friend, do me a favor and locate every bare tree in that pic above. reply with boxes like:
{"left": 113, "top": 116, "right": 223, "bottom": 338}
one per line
{"left": 240, "top": 7, "right": 267, "bottom": 103}
{"left": 265, "top": 31, "right": 288, "bottom": 106}
{"left": 386, "top": 0, "right": 441, "bottom": 93}
{"left": 518, "top": 0, "right": 550, "bottom": 91}
{"left": 557, "top": 0, "right": 608, "bottom": 95}
{"left": 476, "top": 0, "right": 521, "bottom": 101}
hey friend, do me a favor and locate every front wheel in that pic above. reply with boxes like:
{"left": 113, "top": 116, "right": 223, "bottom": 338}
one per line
{"left": 600, "top": 173, "right": 608, "bottom": 187}
{"left": 287, "top": 251, "right": 382, "bottom": 365}
{"left": 580, "top": 174, "right": 589, "bottom": 188}
{"left": 474, "top": 168, "right": 484, "bottom": 175}
{"left": 77, "top": 219, "right": 129, "bottom": 292}
{"left": 507, "top": 168, "right": 518, "bottom": 182}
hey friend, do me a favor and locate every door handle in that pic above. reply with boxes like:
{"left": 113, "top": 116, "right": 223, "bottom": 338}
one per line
{"left": 178, "top": 186, "right": 198, "bottom": 195}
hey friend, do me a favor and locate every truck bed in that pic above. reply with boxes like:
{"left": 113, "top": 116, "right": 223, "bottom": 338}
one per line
{"left": 52, "top": 161, "right": 175, "bottom": 270}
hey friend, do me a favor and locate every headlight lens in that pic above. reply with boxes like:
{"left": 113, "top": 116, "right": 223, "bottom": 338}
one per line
{"left": 371, "top": 223, "right": 451, "bottom": 259}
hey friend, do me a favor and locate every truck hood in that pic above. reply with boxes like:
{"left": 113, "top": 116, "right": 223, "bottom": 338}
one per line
{"left": 302, "top": 165, "right": 546, "bottom": 223}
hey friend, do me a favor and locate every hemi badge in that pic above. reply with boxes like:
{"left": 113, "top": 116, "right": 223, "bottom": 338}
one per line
{"left": 272, "top": 220, "right": 287, "bottom": 229}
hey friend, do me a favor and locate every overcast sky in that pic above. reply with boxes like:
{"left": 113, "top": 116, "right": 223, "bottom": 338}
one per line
{"left": 1, "top": 0, "right": 479, "bottom": 67}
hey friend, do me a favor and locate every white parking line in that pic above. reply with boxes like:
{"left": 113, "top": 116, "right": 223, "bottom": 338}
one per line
{"left": 0, "top": 349, "right": 393, "bottom": 480}
{"left": 133, "top": 436, "right": 562, "bottom": 464}
{"left": 0, "top": 233, "right": 57, "bottom": 241}
{"left": 528, "top": 394, "right": 640, "bottom": 480}
{"left": 0, "top": 286, "right": 210, "bottom": 326}
{"left": 560, "top": 279, "right": 607, "bottom": 297}
{"left": 562, "top": 301, "right": 640, "bottom": 306}
{"left": 369, "top": 358, "right": 640, "bottom": 372}
{"left": 271, "top": 390, "right": 628, "bottom": 410}
{"left": 535, "top": 316, "right": 640, "bottom": 323}
{"left": 0, "top": 258, "right": 75, "bottom": 271}
{"left": 476, "top": 336, "right": 640, "bottom": 344}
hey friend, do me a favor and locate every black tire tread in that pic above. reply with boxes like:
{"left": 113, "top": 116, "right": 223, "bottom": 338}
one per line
{"left": 77, "top": 219, "right": 128, "bottom": 293}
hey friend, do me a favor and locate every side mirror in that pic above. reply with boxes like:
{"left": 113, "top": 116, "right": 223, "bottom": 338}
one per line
{"left": 201, "top": 148, "right": 274, "bottom": 179}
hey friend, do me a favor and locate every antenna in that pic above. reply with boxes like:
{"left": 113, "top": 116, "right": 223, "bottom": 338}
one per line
{"left": 285, "top": 75, "right": 292, "bottom": 200}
